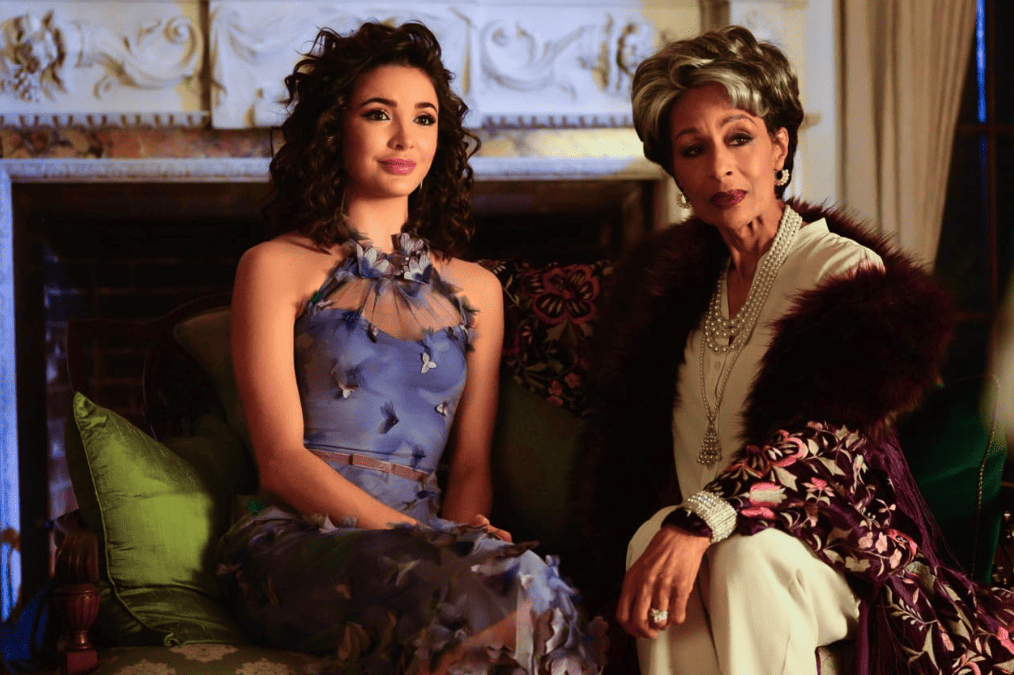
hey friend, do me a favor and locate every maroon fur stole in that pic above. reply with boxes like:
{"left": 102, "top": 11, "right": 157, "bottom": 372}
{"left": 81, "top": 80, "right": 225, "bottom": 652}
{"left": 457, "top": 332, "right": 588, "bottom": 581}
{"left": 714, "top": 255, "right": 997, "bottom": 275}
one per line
{"left": 570, "top": 200, "right": 956, "bottom": 592}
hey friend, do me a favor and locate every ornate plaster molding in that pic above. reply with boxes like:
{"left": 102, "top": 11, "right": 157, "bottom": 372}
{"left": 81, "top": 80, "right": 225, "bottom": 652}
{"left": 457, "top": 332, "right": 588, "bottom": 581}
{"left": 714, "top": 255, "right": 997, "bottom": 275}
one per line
{"left": 0, "top": 4, "right": 203, "bottom": 121}
{"left": 701, "top": 0, "right": 810, "bottom": 38}
{"left": 0, "top": 110, "right": 208, "bottom": 128}
{"left": 479, "top": 19, "right": 589, "bottom": 98}
{"left": 207, "top": 1, "right": 691, "bottom": 130}
{"left": 478, "top": 15, "right": 656, "bottom": 99}
{"left": 0, "top": 1, "right": 701, "bottom": 131}
{"left": 0, "top": 11, "right": 64, "bottom": 102}
{"left": 477, "top": 113, "right": 633, "bottom": 129}
{"left": 209, "top": 2, "right": 471, "bottom": 128}
{"left": 738, "top": 8, "right": 787, "bottom": 42}
{"left": 469, "top": 10, "right": 664, "bottom": 127}
{"left": 0, "top": 158, "right": 269, "bottom": 183}
{"left": 77, "top": 15, "right": 201, "bottom": 99}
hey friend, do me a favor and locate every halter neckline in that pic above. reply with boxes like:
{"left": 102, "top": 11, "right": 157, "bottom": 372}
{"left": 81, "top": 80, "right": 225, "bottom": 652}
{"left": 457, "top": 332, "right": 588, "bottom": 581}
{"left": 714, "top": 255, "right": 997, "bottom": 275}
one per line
{"left": 347, "top": 231, "right": 434, "bottom": 284}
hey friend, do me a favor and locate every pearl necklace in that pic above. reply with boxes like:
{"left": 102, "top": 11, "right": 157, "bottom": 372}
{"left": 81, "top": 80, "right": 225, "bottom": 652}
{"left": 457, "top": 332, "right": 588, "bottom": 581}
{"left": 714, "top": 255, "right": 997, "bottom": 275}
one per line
{"left": 697, "top": 205, "right": 802, "bottom": 467}
{"left": 702, "top": 206, "right": 802, "bottom": 354}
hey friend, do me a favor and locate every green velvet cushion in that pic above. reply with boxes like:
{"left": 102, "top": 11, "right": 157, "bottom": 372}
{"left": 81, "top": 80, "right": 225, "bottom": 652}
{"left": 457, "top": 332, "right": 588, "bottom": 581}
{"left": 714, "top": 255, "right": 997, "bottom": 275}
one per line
{"left": 899, "top": 376, "right": 1006, "bottom": 583}
{"left": 65, "top": 392, "right": 251, "bottom": 645}
{"left": 172, "top": 306, "right": 251, "bottom": 450}
{"left": 490, "top": 376, "right": 584, "bottom": 555}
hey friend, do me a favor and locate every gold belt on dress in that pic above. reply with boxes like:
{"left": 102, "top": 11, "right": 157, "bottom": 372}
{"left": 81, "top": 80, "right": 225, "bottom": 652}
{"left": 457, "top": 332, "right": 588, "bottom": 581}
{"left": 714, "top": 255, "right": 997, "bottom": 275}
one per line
{"left": 310, "top": 448, "right": 430, "bottom": 482}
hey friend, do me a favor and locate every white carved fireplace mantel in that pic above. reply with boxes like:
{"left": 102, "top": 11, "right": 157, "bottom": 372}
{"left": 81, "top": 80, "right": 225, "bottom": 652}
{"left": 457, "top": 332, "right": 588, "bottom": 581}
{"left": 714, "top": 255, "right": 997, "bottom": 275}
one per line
{"left": 0, "top": 0, "right": 838, "bottom": 618}
{"left": 0, "top": 0, "right": 703, "bottom": 129}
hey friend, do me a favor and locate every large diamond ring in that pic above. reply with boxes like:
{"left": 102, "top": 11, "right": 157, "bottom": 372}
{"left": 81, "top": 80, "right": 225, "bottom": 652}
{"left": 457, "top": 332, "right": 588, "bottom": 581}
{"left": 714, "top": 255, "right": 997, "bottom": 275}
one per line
{"left": 648, "top": 608, "right": 669, "bottom": 624}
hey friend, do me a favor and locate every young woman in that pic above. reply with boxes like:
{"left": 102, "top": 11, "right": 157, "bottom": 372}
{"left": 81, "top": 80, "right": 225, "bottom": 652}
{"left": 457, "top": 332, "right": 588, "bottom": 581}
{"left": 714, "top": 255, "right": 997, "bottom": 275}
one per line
{"left": 216, "top": 21, "right": 606, "bottom": 675}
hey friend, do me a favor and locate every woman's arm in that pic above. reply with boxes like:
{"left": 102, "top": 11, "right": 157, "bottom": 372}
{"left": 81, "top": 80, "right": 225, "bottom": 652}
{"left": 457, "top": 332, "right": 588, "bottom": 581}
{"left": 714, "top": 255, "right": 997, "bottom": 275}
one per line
{"left": 231, "top": 242, "right": 417, "bottom": 530}
{"left": 664, "top": 424, "right": 914, "bottom": 583}
{"left": 438, "top": 261, "right": 506, "bottom": 532}
{"left": 619, "top": 421, "right": 918, "bottom": 638}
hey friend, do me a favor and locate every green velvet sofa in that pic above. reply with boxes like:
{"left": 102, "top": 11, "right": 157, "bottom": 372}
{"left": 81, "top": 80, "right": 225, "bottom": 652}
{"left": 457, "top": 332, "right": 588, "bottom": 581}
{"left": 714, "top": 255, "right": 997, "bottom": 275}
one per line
{"left": 48, "top": 256, "right": 1008, "bottom": 675}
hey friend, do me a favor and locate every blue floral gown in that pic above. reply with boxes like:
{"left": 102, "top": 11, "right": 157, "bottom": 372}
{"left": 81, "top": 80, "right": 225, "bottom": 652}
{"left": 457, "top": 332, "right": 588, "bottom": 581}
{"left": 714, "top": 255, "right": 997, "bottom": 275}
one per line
{"left": 216, "top": 233, "right": 607, "bottom": 674}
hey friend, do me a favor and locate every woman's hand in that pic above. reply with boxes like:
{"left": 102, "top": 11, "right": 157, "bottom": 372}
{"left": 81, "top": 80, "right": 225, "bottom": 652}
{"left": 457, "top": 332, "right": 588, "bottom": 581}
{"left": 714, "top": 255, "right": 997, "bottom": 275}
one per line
{"left": 616, "top": 525, "right": 711, "bottom": 639}
{"left": 470, "top": 514, "right": 513, "bottom": 542}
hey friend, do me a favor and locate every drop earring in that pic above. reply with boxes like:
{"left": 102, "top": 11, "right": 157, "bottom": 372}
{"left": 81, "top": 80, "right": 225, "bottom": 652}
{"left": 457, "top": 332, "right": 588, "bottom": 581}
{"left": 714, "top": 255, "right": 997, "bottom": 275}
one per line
{"left": 675, "top": 187, "right": 691, "bottom": 209}
{"left": 775, "top": 168, "right": 790, "bottom": 186}
{"left": 337, "top": 186, "right": 349, "bottom": 226}
{"left": 673, "top": 181, "right": 691, "bottom": 209}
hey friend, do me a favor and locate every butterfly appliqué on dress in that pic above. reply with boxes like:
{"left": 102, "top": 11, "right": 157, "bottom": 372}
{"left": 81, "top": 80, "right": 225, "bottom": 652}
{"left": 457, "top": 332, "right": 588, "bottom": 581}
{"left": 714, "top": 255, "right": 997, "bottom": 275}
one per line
{"left": 332, "top": 365, "right": 361, "bottom": 399}
{"left": 379, "top": 402, "right": 399, "bottom": 434}
{"left": 420, "top": 351, "right": 437, "bottom": 374}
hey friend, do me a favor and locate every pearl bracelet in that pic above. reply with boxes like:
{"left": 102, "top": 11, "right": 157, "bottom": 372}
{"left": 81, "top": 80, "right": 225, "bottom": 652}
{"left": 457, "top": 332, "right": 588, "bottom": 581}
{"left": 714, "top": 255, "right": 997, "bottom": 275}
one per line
{"left": 683, "top": 490, "right": 737, "bottom": 544}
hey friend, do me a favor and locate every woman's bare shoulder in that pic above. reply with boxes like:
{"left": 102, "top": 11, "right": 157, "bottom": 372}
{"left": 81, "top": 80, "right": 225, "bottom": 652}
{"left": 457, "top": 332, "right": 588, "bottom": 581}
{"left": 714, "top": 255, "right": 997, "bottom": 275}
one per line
{"left": 440, "top": 258, "right": 502, "bottom": 310}
{"left": 240, "top": 232, "right": 327, "bottom": 266}
{"left": 236, "top": 233, "right": 343, "bottom": 300}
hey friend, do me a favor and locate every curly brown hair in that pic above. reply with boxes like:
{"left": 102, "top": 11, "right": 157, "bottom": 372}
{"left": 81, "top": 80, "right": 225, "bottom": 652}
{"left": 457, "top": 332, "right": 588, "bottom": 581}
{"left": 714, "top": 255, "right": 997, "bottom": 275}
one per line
{"left": 631, "top": 26, "right": 804, "bottom": 198}
{"left": 264, "top": 22, "right": 480, "bottom": 258}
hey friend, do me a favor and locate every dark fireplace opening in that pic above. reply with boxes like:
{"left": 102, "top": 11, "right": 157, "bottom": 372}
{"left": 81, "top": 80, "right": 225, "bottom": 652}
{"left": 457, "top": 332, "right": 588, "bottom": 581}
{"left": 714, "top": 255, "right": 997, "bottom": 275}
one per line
{"left": 14, "top": 177, "right": 654, "bottom": 597}
{"left": 39, "top": 204, "right": 267, "bottom": 522}
{"left": 469, "top": 179, "right": 651, "bottom": 263}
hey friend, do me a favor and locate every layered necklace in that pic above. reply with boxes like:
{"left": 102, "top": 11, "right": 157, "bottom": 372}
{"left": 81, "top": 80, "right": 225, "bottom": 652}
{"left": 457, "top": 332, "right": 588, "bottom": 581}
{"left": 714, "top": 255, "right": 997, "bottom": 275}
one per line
{"left": 697, "top": 205, "right": 802, "bottom": 467}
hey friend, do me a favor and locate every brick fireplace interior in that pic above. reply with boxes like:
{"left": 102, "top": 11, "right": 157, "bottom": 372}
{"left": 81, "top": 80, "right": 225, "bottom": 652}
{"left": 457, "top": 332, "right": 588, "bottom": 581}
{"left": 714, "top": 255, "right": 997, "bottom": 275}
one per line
{"left": 12, "top": 177, "right": 656, "bottom": 597}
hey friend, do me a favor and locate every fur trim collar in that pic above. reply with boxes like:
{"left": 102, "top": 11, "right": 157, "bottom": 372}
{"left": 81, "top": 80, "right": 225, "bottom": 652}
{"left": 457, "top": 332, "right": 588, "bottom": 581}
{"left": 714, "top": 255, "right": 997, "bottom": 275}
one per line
{"left": 743, "top": 200, "right": 955, "bottom": 441}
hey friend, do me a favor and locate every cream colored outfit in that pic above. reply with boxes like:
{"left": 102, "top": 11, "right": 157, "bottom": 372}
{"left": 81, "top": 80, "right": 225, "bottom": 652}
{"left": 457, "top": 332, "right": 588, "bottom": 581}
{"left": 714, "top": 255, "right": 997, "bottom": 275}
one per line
{"left": 627, "top": 219, "right": 883, "bottom": 675}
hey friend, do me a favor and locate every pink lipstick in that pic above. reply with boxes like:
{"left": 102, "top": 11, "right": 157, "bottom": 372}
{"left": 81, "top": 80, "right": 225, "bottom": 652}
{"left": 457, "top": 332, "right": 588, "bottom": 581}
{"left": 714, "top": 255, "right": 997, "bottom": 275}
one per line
{"left": 380, "top": 158, "right": 416, "bottom": 175}
{"left": 709, "top": 190, "right": 746, "bottom": 209}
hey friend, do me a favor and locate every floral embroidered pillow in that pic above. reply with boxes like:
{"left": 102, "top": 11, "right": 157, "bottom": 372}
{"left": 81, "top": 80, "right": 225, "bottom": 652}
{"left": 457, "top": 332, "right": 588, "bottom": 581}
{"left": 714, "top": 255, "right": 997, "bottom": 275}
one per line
{"left": 480, "top": 258, "right": 614, "bottom": 417}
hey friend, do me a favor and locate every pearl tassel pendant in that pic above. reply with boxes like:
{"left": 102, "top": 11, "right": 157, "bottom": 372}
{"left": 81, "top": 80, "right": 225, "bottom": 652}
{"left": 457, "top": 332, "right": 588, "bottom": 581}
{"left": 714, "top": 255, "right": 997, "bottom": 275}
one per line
{"left": 696, "top": 205, "right": 802, "bottom": 467}
{"left": 700, "top": 421, "right": 722, "bottom": 467}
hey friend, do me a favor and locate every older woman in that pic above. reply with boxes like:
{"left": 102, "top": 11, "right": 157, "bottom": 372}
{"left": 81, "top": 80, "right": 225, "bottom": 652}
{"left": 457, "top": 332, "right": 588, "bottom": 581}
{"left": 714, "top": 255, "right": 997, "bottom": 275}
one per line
{"left": 579, "top": 25, "right": 1014, "bottom": 675}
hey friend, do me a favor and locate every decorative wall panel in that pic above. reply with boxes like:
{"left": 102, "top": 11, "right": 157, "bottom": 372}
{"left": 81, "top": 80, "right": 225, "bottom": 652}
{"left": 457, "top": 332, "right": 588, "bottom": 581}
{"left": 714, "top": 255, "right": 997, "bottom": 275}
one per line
{"left": 0, "top": 1, "right": 700, "bottom": 130}
{"left": 470, "top": 7, "right": 677, "bottom": 127}
{"left": 0, "top": 1, "right": 204, "bottom": 127}
{"left": 209, "top": 0, "right": 698, "bottom": 129}
{"left": 209, "top": 2, "right": 472, "bottom": 128}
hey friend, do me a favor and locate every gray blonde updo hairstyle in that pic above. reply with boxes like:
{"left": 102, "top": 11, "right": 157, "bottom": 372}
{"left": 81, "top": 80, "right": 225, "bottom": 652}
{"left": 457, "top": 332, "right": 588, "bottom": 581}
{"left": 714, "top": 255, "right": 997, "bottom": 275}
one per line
{"left": 631, "top": 26, "right": 804, "bottom": 197}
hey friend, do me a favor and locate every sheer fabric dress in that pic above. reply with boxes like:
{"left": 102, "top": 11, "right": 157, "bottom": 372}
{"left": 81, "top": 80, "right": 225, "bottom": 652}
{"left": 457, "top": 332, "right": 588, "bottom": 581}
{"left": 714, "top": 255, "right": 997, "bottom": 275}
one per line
{"left": 216, "top": 233, "right": 606, "bottom": 674}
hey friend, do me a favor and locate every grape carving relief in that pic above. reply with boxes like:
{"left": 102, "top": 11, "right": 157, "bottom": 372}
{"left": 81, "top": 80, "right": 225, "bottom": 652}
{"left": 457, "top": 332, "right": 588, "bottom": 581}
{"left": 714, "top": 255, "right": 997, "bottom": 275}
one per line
{"left": 0, "top": 8, "right": 201, "bottom": 102}
{"left": 0, "top": 12, "right": 65, "bottom": 101}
